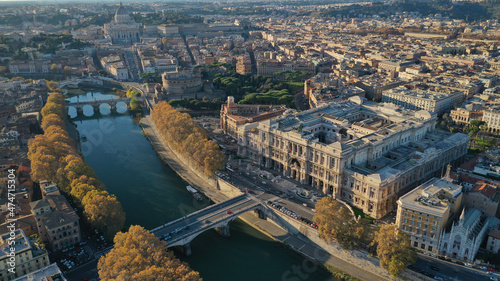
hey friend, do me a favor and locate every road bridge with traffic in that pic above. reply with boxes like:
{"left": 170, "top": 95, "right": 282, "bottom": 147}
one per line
{"left": 150, "top": 194, "right": 267, "bottom": 255}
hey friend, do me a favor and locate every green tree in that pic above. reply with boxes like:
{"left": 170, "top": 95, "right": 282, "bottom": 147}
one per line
{"left": 130, "top": 98, "right": 142, "bottom": 111}
{"left": 126, "top": 88, "right": 141, "bottom": 98}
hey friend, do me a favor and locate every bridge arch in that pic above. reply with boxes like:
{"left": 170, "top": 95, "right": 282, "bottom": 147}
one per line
{"left": 65, "top": 98, "right": 133, "bottom": 117}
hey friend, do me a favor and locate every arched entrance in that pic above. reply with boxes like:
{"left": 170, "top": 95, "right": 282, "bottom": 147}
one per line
{"left": 289, "top": 158, "right": 301, "bottom": 181}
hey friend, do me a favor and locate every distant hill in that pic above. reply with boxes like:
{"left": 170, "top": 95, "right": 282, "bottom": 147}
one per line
{"left": 302, "top": 0, "right": 500, "bottom": 21}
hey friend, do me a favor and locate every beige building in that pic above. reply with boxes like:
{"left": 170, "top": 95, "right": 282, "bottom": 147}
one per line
{"left": 486, "top": 230, "right": 500, "bottom": 254}
{"left": 237, "top": 98, "right": 469, "bottom": 218}
{"left": 100, "top": 55, "right": 129, "bottom": 81}
{"left": 354, "top": 74, "right": 406, "bottom": 101}
{"left": 29, "top": 193, "right": 81, "bottom": 251}
{"left": 236, "top": 57, "right": 252, "bottom": 75}
{"left": 382, "top": 85, "right": 464, "bottom": 115}
{"left": 396, "top": 177, "right": 463, "bottom": 254}
{"left": 220, "top": 97, "right": 287, "bottom": 139}
{"left": 11, "top": 263, "right": 65, "bottom": 281}
{"left": 305, "top": 73, "right": 365, "bottom": 108}
{"left": 450, "top": 107, "right": 483, "bottom": 125}
{"left": 0, "top": 229, "right": 49, "bottom": 281}
{"left": 483, "top": 106, "right": 500, "bottom": 134}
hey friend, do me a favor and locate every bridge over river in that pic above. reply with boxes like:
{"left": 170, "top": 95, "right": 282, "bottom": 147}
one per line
{"left": 150, "top": 194, "right": 266, "bottom": 255}
{"left": 65, "top": 97, "right": 145, "bottom": 116}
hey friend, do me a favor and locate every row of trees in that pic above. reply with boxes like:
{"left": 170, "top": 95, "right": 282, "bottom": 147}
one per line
{"left": 313, "top": 197, "right": 416, "bottom": 277}
{"left": 98, "top": 225, "right": 202, "bottom": 280}
{"left": 237, "top": 89, "right": 294, "bottom": 108}
{"left": 46, "top": 80, "right": 63, "bottom": 93}
{"left": 151, "top": 101, "right": 225, "bottom": 177}
{"left": 169, "top": 97, "right": 225, "bottom": 111}
{"left": 28, "top": 92, "right": 125, "bottom": 240}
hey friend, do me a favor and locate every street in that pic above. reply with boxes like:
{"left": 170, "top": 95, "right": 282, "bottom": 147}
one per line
{"left": 413, "top": 254, "right": 499, "bottom": 281}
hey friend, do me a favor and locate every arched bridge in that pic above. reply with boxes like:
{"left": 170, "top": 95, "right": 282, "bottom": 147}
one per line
{"left": 59, "top": 77, "right": 104, "bottom": 88}
{"left": 150, "top": 194, "right": 266, "bottom": 255}
{"left": 65, "top": 97, "right": 144, "bottom": 116}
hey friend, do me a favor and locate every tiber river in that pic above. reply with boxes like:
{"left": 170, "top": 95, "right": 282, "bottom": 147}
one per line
{"left": 67, "top": 91, "right": 335, "bottom": 281}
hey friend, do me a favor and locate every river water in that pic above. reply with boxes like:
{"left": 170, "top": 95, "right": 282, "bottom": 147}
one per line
{"left": 68, "top": 91, "right": 335, "bottom": 281}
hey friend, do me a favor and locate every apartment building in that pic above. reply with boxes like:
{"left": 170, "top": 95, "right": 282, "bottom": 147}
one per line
{"left": 354, "top": 74, "right": 406, "bottom": 101}
{"left": 396, "top": 177, "right": 463, "bottom": 254}
{"left": 305, "top": 73, "right": 365, "bottom": 108}
{"left": 0, "top": 230, "right": 49, "bottom": 281}
{"left": 29, "top": 192, "right": 81, "bottom": 251}
{"left": 382, "top": 85, "right": 464, "bottom": 115}
{"left": 483, "top": 106, "right": 500, "bottom": 134}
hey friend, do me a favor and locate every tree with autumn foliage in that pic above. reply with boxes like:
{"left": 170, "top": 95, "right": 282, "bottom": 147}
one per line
{"left": 371, "top": 225, "right": 416, "bottom": 277}
{"left": 41, "top": 113, "right": 66, "bottom": 131}
{"left": 98, "top": 225, "right": 202, "bottom": 281}
{"left": 151, "top": 101, "right": 224, "bottom": 177}
{"left": 28, "top": 92, "right": 125, "bottom": 240}
{"left": 313, "top": 197, "right": 372, "bottom": 250}
{"left": 84, "top": 193, "right": 125, "bottom": 240}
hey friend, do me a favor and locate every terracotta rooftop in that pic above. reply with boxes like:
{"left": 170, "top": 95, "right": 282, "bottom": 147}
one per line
{"left": 470, "top": 182, "right": 497, "bottom": 199}
{"left": 489, "top": 230, "right": 500, "bottom": 240}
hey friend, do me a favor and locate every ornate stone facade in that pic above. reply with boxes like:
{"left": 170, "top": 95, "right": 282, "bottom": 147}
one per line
{"left": 438, "top": 208, "right": 488, "bottom": 262}
{"left": 104, "top": 3, "right": 143, "bottom": 44}
{"left": 237, "top": 97, "right": 469, "bottom": 218}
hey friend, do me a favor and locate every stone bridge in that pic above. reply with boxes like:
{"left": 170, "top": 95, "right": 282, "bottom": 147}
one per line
{"left": 65, "top": 97, "right": 146, "bottom": 116}
{"left": 66, "top": 98, "right": 131, "bottom": 116}
{"left": 150, "top": 194, "right": 274, "bottom": 255}
{"left": 59, "top": 77, "right": 104, "bottom": 88}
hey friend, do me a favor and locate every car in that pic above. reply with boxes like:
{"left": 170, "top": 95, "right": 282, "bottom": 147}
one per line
{"left": 185, "top": 226, "right": 190, "bottom": 230}
{"left": 226, "top": 210, "right": 232, "bottom": 214}
{"left": 430, "top": 266, "right": 439, "bottom": 271}
{"left": 490, "top": 277, "right": 498, "bottom": 281}
{"left": 434, "top": 276, "right": 443, "bottom": 281}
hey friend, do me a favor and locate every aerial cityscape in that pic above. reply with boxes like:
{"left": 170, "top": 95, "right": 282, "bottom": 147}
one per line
{"left": 1, "top": 0, "right": 500, "bottom": 280}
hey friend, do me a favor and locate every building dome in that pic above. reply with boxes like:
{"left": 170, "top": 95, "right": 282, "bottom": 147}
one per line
{"left": 114, "top": 2, "right": 132, "bottom": 23}
{"left": 115, "top": 3, "right": 128, "bottom": 16}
